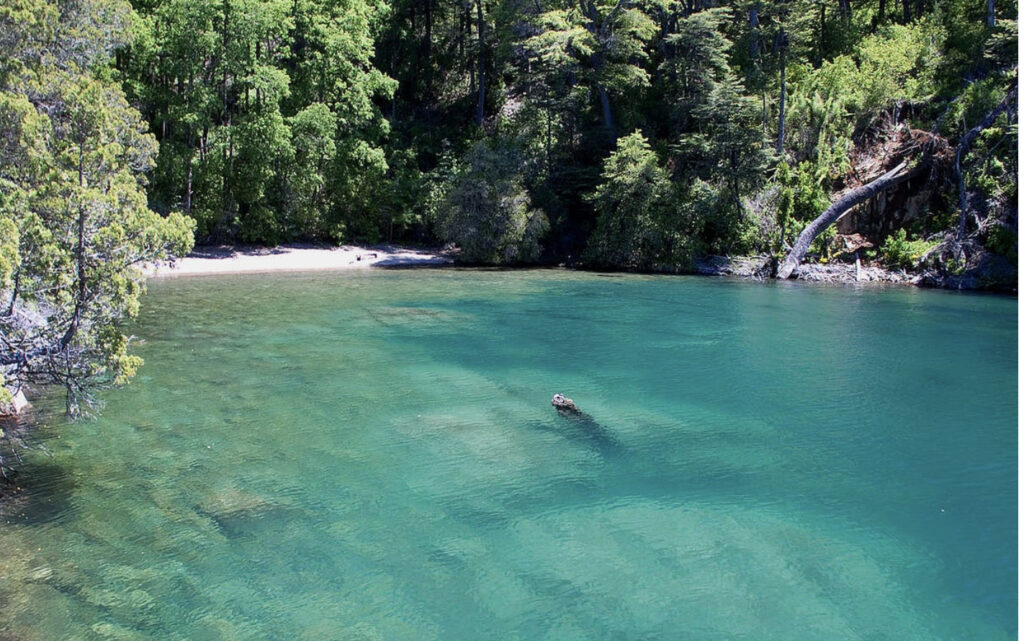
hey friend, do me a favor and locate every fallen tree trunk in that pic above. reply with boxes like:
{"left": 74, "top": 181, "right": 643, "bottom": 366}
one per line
{"left": 777, "top": 160, "right": 917, "bottom": 279}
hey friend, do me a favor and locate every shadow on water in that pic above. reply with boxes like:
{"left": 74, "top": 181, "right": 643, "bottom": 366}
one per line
{"left": 0, "top": 461, "right": 78, "bottom": 525}
{"left": 537, "top": 409, "right": 620, "bottom": 458}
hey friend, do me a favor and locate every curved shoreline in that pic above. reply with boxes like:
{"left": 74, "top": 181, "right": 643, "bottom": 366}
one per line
{"left": 146, "top": 246, "right": 1014, "bottom": 293}
{"left": 146, "top": 244, "right": 453, "bottom": 278}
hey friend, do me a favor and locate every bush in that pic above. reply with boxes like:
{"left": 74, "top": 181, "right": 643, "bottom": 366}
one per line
{"left": 431, "top": 142, "right": 549, "bottom": 265}
{"left": 881, "top": 229, "right": 936, "bottom": 269}
{"left": 584, "top": 131, "right": 675, "bottom": 269}
{"left": 775, "top": 161, "right": 830, "bottom": 250}
{"left": 983, "top": 224, "right": 1017, "bottom": 263}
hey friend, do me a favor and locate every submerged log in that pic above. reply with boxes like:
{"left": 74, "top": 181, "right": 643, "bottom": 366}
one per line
{"left": 551, "top": 393, "right": 580, "bottom": 414}
{"left": 550, "top": 394, "right": 618, "bottom": 455}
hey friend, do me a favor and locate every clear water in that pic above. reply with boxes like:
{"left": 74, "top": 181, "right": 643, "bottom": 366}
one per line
{"left": 0, "top": 270, "right": 1016, "bottom": 640}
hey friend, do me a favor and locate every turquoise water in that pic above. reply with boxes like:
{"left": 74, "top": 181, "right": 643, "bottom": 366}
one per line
{"left": 1, "top": 270, "right": 1016, "bottom": 640}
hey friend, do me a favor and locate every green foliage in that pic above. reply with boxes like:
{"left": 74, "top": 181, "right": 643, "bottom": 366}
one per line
{"left": 811, "top": 224, "right": 838, "bottom": 261}
{"left": 285, "top": 103, "right": 337, "bottom": 234}
{"left": 854, "top": 22, "right": 945, "bottom": 114}
{"left": 983, "top": 224, "right": 1017, "bottom": 263}
{"left": 12, "top": 0, "right": 1012, "bottom": 275}
{"left": 585, "top": 132, "right": 683, "bottom": 269}
{"left": 531, "top": 1, "right": 658, "bottom": 100}
{"left": 118, "top": 0, "right": 396, "bottom": 244}
{"left": 432, "top": 142, "right": 549, "bottom": 265}
{"left": 775, "top": 161, "right": 830, "bottom": 225}
{"left": 0, "top": 216, "right": 18, "bottom": 288}
{"left": 880, "top": 229, "right": 936, "bottom": 269}
{"left": 1, "top": 0, "right": 194, "bottom": 414}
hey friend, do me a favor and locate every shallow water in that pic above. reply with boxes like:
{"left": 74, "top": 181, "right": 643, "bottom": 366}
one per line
{"left": 1, "top": 270, "right": 1016, "bottom": 640}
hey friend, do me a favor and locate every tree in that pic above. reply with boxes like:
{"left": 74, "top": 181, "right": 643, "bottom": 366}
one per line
{"left": 529, "top": 0, "right": 658, "bottom": 140}
{"left": 1, "top": 0, "right": 194, "bottom": 415}
{"left": 665, "top": 10, "right": 771, "bottom": 246}
{"left": 118, "top": 0, "right": 396, "bottom": 243}
{"left": 432, "top": 141, "right": 550, "bottom": 264}
{"left": 584, "top": 131, "right": 677, "bottom": 269}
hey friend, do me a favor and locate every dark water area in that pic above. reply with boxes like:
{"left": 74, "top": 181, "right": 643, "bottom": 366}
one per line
{"left": 0, "top": 270, "right": 1016, "bottom": 640}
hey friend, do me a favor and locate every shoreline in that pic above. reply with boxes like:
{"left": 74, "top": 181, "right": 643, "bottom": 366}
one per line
{"left": 146, "top": 245, "right": 1014, "bottom": 293}
{"left": 146, "top": 244, "right": 453, "bottom": 278}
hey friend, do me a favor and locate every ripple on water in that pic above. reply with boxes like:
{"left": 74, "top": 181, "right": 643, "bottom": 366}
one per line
{"left": 0, "top": 270, "right": 1016, "bottom": 640}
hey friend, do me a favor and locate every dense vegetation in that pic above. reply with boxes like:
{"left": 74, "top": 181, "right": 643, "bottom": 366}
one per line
{"left": 108, "top": 0, "right": 1016, "bottom": 270}
{"left": 0, "top": 0, "right": 1018, "bottom": 412}
{"left": 1, "top": 0, "right": 194, "bottom": 416}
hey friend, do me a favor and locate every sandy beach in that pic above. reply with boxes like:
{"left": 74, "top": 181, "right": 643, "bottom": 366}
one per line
{"left": 146, "top": 244, "right": 452, "bottom": 277}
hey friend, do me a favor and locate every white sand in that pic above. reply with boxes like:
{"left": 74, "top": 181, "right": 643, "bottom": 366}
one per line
{"left": 146, "top": 245, "right": 452, "bottom": 278}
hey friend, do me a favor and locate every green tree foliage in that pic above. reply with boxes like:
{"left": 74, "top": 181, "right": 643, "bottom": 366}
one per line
{"left": 1, "top": 0, "right": 193, "bottom": 414}
{"left": 663, "top": 9, "right": 771, "bottom": 253}
{"left": 528, "top": 0, "right": 659, "bottom": 138}
{"left": 584, "top": 131, "right": 682, "bottom": 270}
{"left": 13, "top": 0, "right": 1008, "bottom": 277}
{"left": 431, "top": 141, "right": 549, "bottom": 265}
{"left": 119, "top": 0, "right": 395, "bottom": 243}
{"left": 880, "top": 228, "right": 937, "bottom": 268}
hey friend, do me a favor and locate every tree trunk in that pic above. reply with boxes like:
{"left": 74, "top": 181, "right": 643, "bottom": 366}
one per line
{"left": 901, "top": 0, "right": 911, "bottom": 22}
{"left": 776, "top": 46, "right": 786, "bottom": 154}
{"left": 424, "top": 0, "right": 433, "bottom": 95}
{"left": 761, "top": 90, "right": 767, "bottom": 148}
{"left": 748, "top": 9, "right": 760, "bottom": 60}
{"left": 877, "top": 0, "right": 886, "bottom": 23}
{"left": 185, "top": 161, "right": 193, "bottom": 214}
{"left": 955, "top": 78, "right": 1017, "bottom": 241}
{"left": 839, "top": 0, "right": 851, "bottom": 21}
{"left": 475, "top": 0, "right": 485, "bottom": 127}
{"left": 185, "top": 125, "right": 195, "bottom": 213}
{"left": 816, "top": 4, "right": 825, "bottom": 67}
{"left": 986, "top": 0, "right": 995, "bottom": 26}
{"left": 777, "top": 161, "right": 917, "bottom": 279}
{"left": 546, "top": 104, "right": 553, "bottom": 174}
{"left": 598, "top": 84, "right": 615, "bottom": 138}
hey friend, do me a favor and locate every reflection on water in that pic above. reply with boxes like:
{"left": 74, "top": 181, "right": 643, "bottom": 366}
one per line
{"left": 0, "top": 270, "right": 1017, "bottom": 640}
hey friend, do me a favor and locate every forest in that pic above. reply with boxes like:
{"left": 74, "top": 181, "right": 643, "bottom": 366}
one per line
{"left": 110, "top": 0, "right": 1017, "bottom": 269}
{"left": 0, "top": 0, "right": 1019, "bottom": 409}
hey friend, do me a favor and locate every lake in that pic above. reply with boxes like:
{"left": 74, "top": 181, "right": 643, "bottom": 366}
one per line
{"left": 0, "top": 269, "right": 1016, "bottom": 640}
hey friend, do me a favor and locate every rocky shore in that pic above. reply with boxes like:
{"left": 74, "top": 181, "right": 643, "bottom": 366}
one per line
{"left": 694, "top": 254, "right": 1016, "bottom": 293}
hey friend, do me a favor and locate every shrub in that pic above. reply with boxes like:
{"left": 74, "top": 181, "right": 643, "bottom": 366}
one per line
{"left": 431, "top": 142, "right": 549, "bottom": 265}
{"left": 881, "top": 229, "right": 936, "bottom": 269}
{"left": 584, "top": 131, "right": 674, "bottom": 269}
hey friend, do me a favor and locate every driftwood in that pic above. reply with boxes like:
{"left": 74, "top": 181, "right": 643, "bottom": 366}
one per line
{"left": 777, "top": 160, "right": 918, "bottom": 279}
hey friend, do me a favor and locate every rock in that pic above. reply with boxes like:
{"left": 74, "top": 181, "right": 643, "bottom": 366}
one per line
{"left": 0, "top": 388, "right": 30, "bottom": 417}
{"left": 694, "top": 255, "right": 774, "bottom": 278}
{"left": 12, "top": 390, "right": 29, "bottom": 414}
{"left": 552, "top": 394, "right": 580, "bottom": 413}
